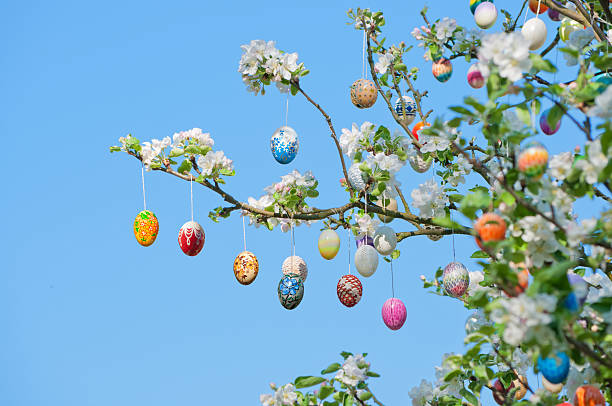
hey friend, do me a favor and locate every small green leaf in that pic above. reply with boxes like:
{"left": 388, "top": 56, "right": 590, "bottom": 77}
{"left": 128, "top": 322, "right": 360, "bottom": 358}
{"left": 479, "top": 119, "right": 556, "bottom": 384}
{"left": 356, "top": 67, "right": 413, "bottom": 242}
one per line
{"left": 177, "top": 159, "right": 192, "bottom": 174}
{"left": 109, "top": 146, "right": 121, "bottom": 153}
{"left": 321, "top": 363, "right": 341, "bottom": 374}
{"left": 295, "top": 376, "right": 326, "bottom": 389}
{"left": 366, "top": 371, "right": 380, "bottom": 377}
{"left": 546, "top": 104, "right": 564, "bottom": 131}
{"left": 318, "top": 386, "right": 334, "bottom": 400}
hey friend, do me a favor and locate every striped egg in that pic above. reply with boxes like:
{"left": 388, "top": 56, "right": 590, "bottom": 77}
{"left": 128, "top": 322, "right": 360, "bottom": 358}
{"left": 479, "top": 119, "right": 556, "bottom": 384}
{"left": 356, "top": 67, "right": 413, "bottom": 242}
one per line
{"left": 350, "top": 79, "right": 378, "bottom": 109}
{"left": 467, "top": 64, "right": 485, "bottom": 89}
{"left": 432, "top": 58, "right": 453, "bottom": 82}
{"left": 133, "top": 210, "right": 159, "bottom": 247}
{"left": 518, "top": 141, "right": 548, "bottom": 179}
{"left": 318, "top": 229, "right": 340, "bottom": 260}
{"left": 381, "top": 298, "right": 407, "bottom": 330}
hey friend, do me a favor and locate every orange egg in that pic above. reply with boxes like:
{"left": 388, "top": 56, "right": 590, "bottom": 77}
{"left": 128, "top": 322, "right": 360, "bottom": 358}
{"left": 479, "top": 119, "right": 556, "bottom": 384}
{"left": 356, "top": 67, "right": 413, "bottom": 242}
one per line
{"left": 529, "top": 0, "right": 548, "bottom": 14}
{"left": 474, "top": 213, "right": 506, "bottom": 250}
{"left": 573, "top": 385, "right": 605, "bottom": 406}
{"left": 412, "top": 121, "right": 430, "bottom": 140}
{"left": 133, "top": 210, "right": 159, "bottom": 247}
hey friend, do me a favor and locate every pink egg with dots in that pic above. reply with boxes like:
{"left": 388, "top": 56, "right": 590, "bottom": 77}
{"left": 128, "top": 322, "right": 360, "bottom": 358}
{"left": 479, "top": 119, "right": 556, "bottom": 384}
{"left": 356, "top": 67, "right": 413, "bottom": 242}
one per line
{"left": 381, "top": 298, "right": 407, "bottom": 330}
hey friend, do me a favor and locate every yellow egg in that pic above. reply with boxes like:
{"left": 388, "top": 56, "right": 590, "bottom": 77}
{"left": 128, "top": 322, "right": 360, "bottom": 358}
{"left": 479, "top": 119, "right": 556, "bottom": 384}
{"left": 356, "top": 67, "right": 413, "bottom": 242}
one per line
{"left": 318, "top": 229, "right": 340, "bottom": 260}
{"left": 133, "top": 210, "right": 159, "bottom": 247}
{"left": 233, "top": 251, "right": 259, "bottom": 285}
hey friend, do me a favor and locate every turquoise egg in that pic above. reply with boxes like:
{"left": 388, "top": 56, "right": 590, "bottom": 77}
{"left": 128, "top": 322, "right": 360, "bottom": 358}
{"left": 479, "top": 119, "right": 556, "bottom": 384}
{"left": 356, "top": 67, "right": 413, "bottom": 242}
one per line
{"left": 271, "top": 126, "right": 299, "bottom": 164}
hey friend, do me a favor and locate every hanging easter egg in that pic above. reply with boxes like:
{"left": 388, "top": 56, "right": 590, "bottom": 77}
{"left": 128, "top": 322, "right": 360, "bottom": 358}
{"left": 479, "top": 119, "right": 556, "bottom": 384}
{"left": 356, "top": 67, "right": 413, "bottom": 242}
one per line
{"left": 394, "top": 96, "right": 417, "bottom": 125}
{"left": 348, "top": 163, "right": 368, "bottom": 191}
{"left": 356, "top": 235, "right": 374, "bottom": 248}
{"left": 376, "top": 197, "right": 398, "bottom": 223}
{"left": 432, "top": 58, "right": 453, "bottom": 82}
{"left": 518, "top": 141, "right": 549, "bottom": 179}
{"left": 133, "top": 210, "right": 159, "bottom": 247}
{"left": 548, "top": 6, "right": 561, "bottom": 21}
{"left": 564, "top": 273, "right": 588, "bottom": 311}
{"left": 474, "top": 2, "right": 498, "bottom": 29}
{"left": 573, "top": 385, "right": 605, "bottom": 406}
{"left": 318, "top": 229, "right": 340, "bottom": 260}
{"left": 178, "top": 221, "right": 205, "bottom": 256}
{"left": 355, "top": 244, "right": 379, "bottom": 277}
{"left": 509, "top": 267, "right": 529, "bottom": 296}
{"left": 493, "top": 379, "right": 510, "bottom": 405}
{"left": 278, "top": 273, "right": 304, "bottom": 310}
{"left": 538, "top": 352, "right": 570, "bottom": 384}
{"left": 513, "top": 376, "right": 528, "bottom": 400}
{"left": 465, "top": 310, "right": 491, "bottom": 334}
{"left": 373, "top": 226, "right": 397, "bottom": 256}
{"left": 467, "top": 64, "right": 485, "bottom": 89}
{"left": 337, "top": 274, "right": 363, "bottom": 308}
{"left": 542, "top": 376, "right": 564, "bottom": 393}
{"left": 270, "top": 126, "right": 299, "bottom": 164}
{"left": 443, "top": 262, "right": 470, "bottom": 298}
{"left": 350, "top": 78, "right": 378, "bottom": 109}
{"left": 540, "top": 108, "right": 562, "bottom": 135}
{"left": 408, "top": 151, "right": 432, "bottom": 173}
{"left": 560, "top": 18, "right": 582, "bottom": 42}
{"left": 282, "top": 255, "right": 308, "bottom": 282}
{"left": 469, "top": 0, "right": 493, "bottom": 14}
{"left": 381, "top": 298, "right": 407, "bottom": 330}
{"left": 424, "top": 225, "right": 444, "bottom": 241}
{"left": 594, "top": 75, "right": 612, "bottom": 95}
{"left": 529, "top": 0, "right": 548, "bottom": 14}
{"left": 522, "top": 18, "right": 547, "bottom": 50}
{"left": 474, "top": 212, "right": 507, "bottom": 250}
{"left": 412, "top": 121, "right": 430, "bottom": 140}
{"left": 233, "top": 251, "right": 259, "bottom": 285}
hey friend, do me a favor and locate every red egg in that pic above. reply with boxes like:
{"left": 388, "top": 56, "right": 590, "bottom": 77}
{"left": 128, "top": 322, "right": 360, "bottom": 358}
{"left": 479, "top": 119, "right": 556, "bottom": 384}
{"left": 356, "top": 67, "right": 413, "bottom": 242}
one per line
{"left": 573, "top": 385, "right": 605, "bottom": 406}
{"left": 529, "top": 0, "right": 548, "bottom": 14}
{"left": 178, "top": 221, "right": 205, "bottom": 256}
{"left": 337, "top": 274, "right": 363, "bottom": 307}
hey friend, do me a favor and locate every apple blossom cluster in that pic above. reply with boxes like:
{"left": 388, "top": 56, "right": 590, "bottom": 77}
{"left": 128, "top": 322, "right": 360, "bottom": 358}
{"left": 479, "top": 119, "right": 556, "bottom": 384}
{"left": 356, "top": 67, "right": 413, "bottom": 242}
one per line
{"left": 410, "top": 179, "right": 449, "bottom": 219}
{"left": 408, "top": 353, "right": 463, "bottom": 406}
{"left": 562, "top": 28, "right": 595, "bottom": 66}
{"left": 355, "top": 213, "right": 380, "bottom": 237}
{"left": 410, "top": 18, "right": 466, "bottom": 61}
{"left": 588, "top": 86, "right": 612, "bottom": 119}
{"left": 574, "top": 139, "right": 610, "bottom": 183}
{"left": 334, "top": 353, "right": 370, "bottom": 387}
{"left": 260, "top": 383, "right": 298, "bottom": 406}
{"left": 476, "top": 32, "right": 532, "bottom": 82}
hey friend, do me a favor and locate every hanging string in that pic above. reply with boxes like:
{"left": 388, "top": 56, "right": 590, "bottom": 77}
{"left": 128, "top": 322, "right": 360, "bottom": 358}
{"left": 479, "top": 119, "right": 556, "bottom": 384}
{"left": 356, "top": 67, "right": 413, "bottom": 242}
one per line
{"left": 189, "top": 174, "right": 194, "bottom": 222}
{"left": 347, "top": 225, "right": 352, "bottom": 275}
{"left": 291, "top": 214, "right": 295, "bottom": 258}
{"left": 364, "top": 189, "right": 369, "bottom": 237}
{"left": 141, "top": 164, "right": 147, "bottom": 211}
{"left": 535, "top": 0, "right": 542, "bottom": 19}
{"left": 451, "top": 211, "right": 456, "bottom": 261}
{"left": 523, "top": 0, "right": 530, "bottom": 25}
{"left": 362, "top": 29, "right": 367, "bottom": 79}
{"left": 242, "top": 215, "right": 247, "bottom": 252}
{"left": 391, "top": 261, "right": 395, "bottom": 298}
{"left": 285, "top": 94, "right": 289, "bottom": 128}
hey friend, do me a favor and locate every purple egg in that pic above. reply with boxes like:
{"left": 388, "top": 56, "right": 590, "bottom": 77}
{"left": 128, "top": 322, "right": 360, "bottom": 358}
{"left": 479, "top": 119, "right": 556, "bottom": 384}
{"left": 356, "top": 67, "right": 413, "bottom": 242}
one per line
{"left": 539, "top": 109, "right": 561, "bottom": 135}
{"left": 568, "top": 273, "right": 588, "bottom": 305}
{"left": 548, "top": 8, "right": 561, "bottom": 21}
{"left": 356, "top": 235, "right": 374, "bottom": 248}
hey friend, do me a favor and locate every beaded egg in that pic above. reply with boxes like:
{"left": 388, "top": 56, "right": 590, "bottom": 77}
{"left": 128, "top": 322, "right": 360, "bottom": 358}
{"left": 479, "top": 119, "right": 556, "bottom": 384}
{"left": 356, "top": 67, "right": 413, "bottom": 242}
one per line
{"left": 443, "top": 262, "right": 470, "bottom": 298}
{"left": 376, "top": 197, "right": 398, "bottom": 223}
{"left": 538, "top": 352, "right": 570, "bottom": 384}
{"left": 467, "top": 64, "right": 485, "bottom": 89}
{"left": 394, "top": 96, "right": 417, "bottom": 125}
{"left": 348, "top": 163, "right": 368, "bottom": 191}
{"left": 337, "top": 274, "right": 363, "bottom": 307}
{"left": 356, "top": 235, "right": 374, "bottom": 248}
{"left": 564, "top": 273, "right": 588, "bottom": 311}
{"left": 178, "top": 221, "right": 205, "bottom": 256}
{"left": 573, "top": 385, "right": 605, "bottom": 406}
{"left": 133, "top": 210, "right": 159, "bottom": 247}
{"left": 540, "top": 108, "right": 562, "bottom": 135}
{"left": 278, "top": 273, "right": 304, "bottom": 310}
{"left": 469, "top": 0, "right": 493, "bottom": 14}
{"left": 381, "top": 298, "right": 407, "bottom": 330}
{"left": 542, "top": 376, "right": 564, "bottom": 393}
{"left": 518, "top": 141, "right": 549, "bottom": 179}
{"left": 350, "top": 79, "right": 378, "bottom": 109}
{"left": 233, "top": 251, "right": 259, "bottom": 285}
{"left": 529, "top": 0, "right": 548, "bottom": 14}
{"left": 270, "top": 126, "right": 299, "bottom": 164}
{"left": 474, "top": 2, "right": 498, "bottom": 29}
{"left": 355, "top": 244, "right": 379, "bottom": 277}
{"left": 408, "top": 151, "right": 432, "bottom": 173}
{"left": 282, "top": 255, "right": 308, "bottom": 282}
{"left": 474, "top": 212, "right": 506, "bottom": 250}
{"left": 373, "top": 226, "right": 397, "bottom": 256}
{"left": 522, "top": 17, "right": 547, "bottom": 50}
{"left": 412, "top": 121, "right": 430, "bottom": 140}
{"left": 318, "top": 229, "right": 340, "bottom": 260}
{"left": 432, "top": 58, "right": 453, "bottom": 83}
{"left": 560, "top": 18, "right": 582, "bottom": 42}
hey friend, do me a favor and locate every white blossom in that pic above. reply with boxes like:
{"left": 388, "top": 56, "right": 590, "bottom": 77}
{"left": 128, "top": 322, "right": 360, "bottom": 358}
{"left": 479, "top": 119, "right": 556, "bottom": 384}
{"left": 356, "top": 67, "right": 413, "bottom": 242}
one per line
{"left": 420, "top": 133, "right": 451, "bottom": 153}
{"left": 490, "top": 294, "right": 557, "bottom": 345}
{"left": 356, "top": 213, "right": 380, "bottom": 237}
{"left": 435, "top": 17, "right": 457, "bottom": 42}
{"left": 548, "top": 151, "right": 573, "bottom": 180}
{"left": 588, "top": 85, "right": 612, "bottom": 119}
{"left": 575, "top": 139, "right": 609, "bottom": 184}
{"left": 408, "top": 379, "right": 434, "bottom": 406}
{"left": 371, "top": 152, "right": 404, "bottom": 173}
{"left": 335, "top": 354, "right": 369, "bottom": 387}
{"left": 339, "top": 122, "right": 374, "bottom": 159}
{"left": 565, "top": 218, "right": 597, "bottom": 247}
{"left": 433, "top": 353, "right": 462, "bottom": 398}
{"left": 584, "top": 272, "right": 612, "bottom": 303}
{"left": 196, "top": 150, "right": 233, "bottom": 177}
{"left": 411, "top": 179, "right": 449, "bottom": 218}
{"left": 563, "top": 28, "right": 595, "bottom": 66}
{"left": 477, "top": 32, "right": 532, "bottom": 82}
{"left": 374, "top": 52, "right": 394, "bottom": 74}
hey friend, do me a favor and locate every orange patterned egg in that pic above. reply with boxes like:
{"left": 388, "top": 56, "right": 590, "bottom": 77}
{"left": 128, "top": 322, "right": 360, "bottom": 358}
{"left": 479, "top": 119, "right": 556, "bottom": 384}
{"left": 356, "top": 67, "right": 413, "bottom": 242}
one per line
{"left": 518, "top": 141, "right": 549, "bottom": 179}
{"left": 573, "top": 385, "right": 605, "bottom": 406}
{"left": 233, "top": 251, "right": 259, "bottom": 285}
{"left": 474, "top": 212, "right": 506, "bottom": 250}
{"left": 350, "top": 79, "right": 378, "bottom": 109}
{"left": 133, "top": 210, "right": 159, "bottom": 247}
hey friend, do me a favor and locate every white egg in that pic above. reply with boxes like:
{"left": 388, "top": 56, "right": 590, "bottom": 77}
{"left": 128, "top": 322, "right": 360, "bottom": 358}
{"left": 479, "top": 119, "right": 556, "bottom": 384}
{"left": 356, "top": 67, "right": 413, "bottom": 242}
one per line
{"left": 347, "top": 163, "right": 368, "bottom": 191}
{"left": 373, "top": 226, "right": 397, "bottom": 256}
{"left": 522, "top": 18, "right": 547, "bottom": 50}
{"left": 354, "top": 244, "right": 379, "bottom": 277}
{"left": 474, "top": 2, "right": 497, "bottom": 29}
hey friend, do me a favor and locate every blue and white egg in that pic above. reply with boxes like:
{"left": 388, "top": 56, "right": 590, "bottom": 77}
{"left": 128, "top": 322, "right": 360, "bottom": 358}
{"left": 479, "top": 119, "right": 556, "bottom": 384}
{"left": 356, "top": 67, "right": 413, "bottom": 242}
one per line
{"left": 270, "top": 126, "right": 299, "bottom": 164}
{"left": 393, "top": 96, "right": 417, "bottom": 125}
{"left": 348, "top": 163, "right": 368, "bottom": 191}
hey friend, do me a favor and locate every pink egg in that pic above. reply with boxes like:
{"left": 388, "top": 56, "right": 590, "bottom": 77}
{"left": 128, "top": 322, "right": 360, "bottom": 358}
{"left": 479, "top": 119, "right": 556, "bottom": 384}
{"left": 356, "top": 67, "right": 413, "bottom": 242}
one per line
{"left": 381, "top": 298, "right": 407, "bottom": 330}
{"left": 467, "top": 64, "right": 485, "bottom": 89}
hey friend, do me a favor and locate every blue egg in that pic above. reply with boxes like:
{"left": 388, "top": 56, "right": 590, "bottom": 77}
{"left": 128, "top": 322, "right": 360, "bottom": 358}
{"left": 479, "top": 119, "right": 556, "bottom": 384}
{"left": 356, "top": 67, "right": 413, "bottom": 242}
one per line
{"left": 394, "top": 96, "right": 417, "bottom": 125}
{"left": 270, "top": 126, "right": 299, "bottom": 164}
{"left": 564, "top": 273, "right": 588, "bottom": 311}
{"left": 538, "top": 352, "right": 569, "bottom": 384}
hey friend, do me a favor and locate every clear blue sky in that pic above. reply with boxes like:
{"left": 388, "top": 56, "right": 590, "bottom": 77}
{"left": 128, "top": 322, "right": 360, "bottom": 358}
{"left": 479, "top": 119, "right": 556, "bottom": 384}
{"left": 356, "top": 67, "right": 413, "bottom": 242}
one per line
{"left": 0, "top": 1, "right": 603, "bottom": 405}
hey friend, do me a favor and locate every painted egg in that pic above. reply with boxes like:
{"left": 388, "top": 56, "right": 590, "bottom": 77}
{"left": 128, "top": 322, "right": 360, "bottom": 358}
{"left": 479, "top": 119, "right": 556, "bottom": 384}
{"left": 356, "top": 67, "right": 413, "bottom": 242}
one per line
{"left": 594, "top": 75, "right": 612, "bottom": 95}
{"left": 443, "top": 261, "right": 470, "bottom": 297}
{"left": 548, "top": 6, "right": 561, "bottom": 21}
{"left": 469, "top": 0, "right": 493, "bottom": 14}
{"left": 424, "top": 225, "right": 444, "bottom": 241}
{"left": 513, "top": 376, "right": 528, "bottom": 400}
{"left": 381, "top": 298, "right": 407, "bottom": 330}
{"left": 518, "top": 141, "right": 549, "bottom": 179}
{"left": 542, "top": 376, "right": 564, "bottom": 393}
{"left": 278, "top": 273, "right": 304, "bottom": 310}
{"left": 465, "top": 310, "right": 490, "bottom": 334}
{"left": 506, "top": 265, "right": 529, "bottom": 297}
{"left": 564, "top": 273, "right": 588, "bottom": 311}
{"left": 474, "top": 212, "right": 506, "bottom": 250}
{"left": 348, "top": 163, "right": 368, "bottom": 191}
{"left": 355, "top": 244, "right": 379, "bottom": 277}
{"left": 540, "top": 108, "right": 561, "bottom": 135}
{"left": 474, "top": 2, "right": 498, "bottom": 29}
{"left": 133, "top": 210, "right": 159, "bottom": 247}
{"left": 318, "top": 229, "right": 340, "bottom": 260}
{"left": 467, "top": 64, "right": 485, "bottom": 89}
{"left": 337, "top": 274, "right": 363, "bottom": 307}
{"left": 529, "top": 0, "right": 548, "bottom": 14}
{"left": 350, "top": 79, "right": 378, "bottom": 109}
{"left": 373, "top": 226, "right": 397, "bottom": 256}
{"left": 522, "top": 18, "right": 547, "bottom": 50}
{"left": 493, "top": 379, "right": 510, "bottom": 405}
{"left": 376, "top": 197, "right": 398, "bottom": 223}
{"left": 270, "top": 126, "right": 299, "bottom": 164}
{"left": 432, "top": 58, "right": 453, "bottom": 83}
{"left": 356, "top": 235, "right": 374, "bottom": 248}
{"left": 573, "top": 385, "right": 605, "bottom": 406}
{"left": 560, "top": 18, "right": 582, "bottom": 42}
{"left": 394, "top": 96, "right": 417, "bottom": 125}
{"left": 408, "top": 150, "right": 432, "bottom": 173}
{"left": 178, "top": 221, "right": 205, "bottom": 256}
{"left": 282, "top": 255, "right": 308, "bottom": 282}
{"left": 412, "top": 121, "right": 430, "bottom": 140}
{"left": 233, "top": 251, "right": 259, "bottom": 285}
{"left": 538, "top": 352, "right": 570, "bottom": 384}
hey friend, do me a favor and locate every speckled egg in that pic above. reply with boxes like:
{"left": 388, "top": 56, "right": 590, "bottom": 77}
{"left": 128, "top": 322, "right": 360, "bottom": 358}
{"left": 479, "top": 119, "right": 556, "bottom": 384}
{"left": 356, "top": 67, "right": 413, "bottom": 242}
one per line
{"left": 373, "top": 226, "right": 397, "bottom": 256}
{"left": 282, "top": 255, "right": 308, "bottom": 282}
{"left": 518, "top": 141, "right": 549, "bottom": 179}
{"left": 350, "top": 79, "right": 378, "bottom": 109}
{"left": 564, "top": 273, "right": 588, "bottom": 311}
{"left": 443, "top": 262, "right": 470, "bottom": 298}
{"left": 318, "top": 229, "right": 340, "bottom": 260}
{"left": 347, "top": 162, "right": 368, "bottom": 191}
{"left": 538, "top": 352, "right": 570, "bottom": 384}
{"left": 356, "top": 235, "right": 374, "bottom": 248}
{"left": 469, "top": 0, "right": 493, "bottom": 14}
{"left": 355, "top": 244, "right": 379, "bottom": 277}
{"left": 560, "top": 18, "right": 582, "bottom": 42}
{"left": 133, "top": 210, "right": 159, "bottom": 247}
{"left": 233, "top": 251, "right": 259, "bottom": 285}
{"left": 432, "top": 58, "right": 453, "bottom": 83}
{"left": 467, "top": 64, "right": 485, "bottom": 89}
{"left": 573, "top": 385, "right": 605, "bottom": 406}
{"left": 408, "top": 150, "right": 432, "bottom": 173}
{"left": 394, "top": 96, "right": 417, "bottom": 125}
{"left": 381, "top": 298, "right": 407, "bottom": 330}
{"left": 178, "top": 221, "right": 205, "bottom": 256}
{"left": 376, "top": 197, "right": 398, "bottom": 223}
{"left": 542, "top": 377, "right": 564, "bottom": 393}
{"left": 337, "top": 274, "right": 363, "bottom": 307}
{"left": 522, "top": 17, "right": 547, "bottom": 50}
{"left": 270, "top": 126, "right": 299, "bottom": 164}
{"left": 474, "top": 2, "right": 497, "bottom": 29}
{"left": 540, "top": 108, "right": 561, "bottom": 135}
{"left": 278, "top": 273, "right": 304, "bottom": 310}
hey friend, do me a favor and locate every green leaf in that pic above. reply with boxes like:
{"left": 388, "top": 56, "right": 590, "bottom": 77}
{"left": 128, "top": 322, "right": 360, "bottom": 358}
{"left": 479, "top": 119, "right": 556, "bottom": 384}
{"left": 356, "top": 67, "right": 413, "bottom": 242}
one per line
{"left": 291, "top": 84, "right": 299, "bottom": 96}
{"left": 295, "top": 376, "right": 326, "bottom": 389}
{"left": 366, "top": 371, "right": 380, "bottom": 377}
{"left": 358, "top": 391, "right": 372, "bottom": 401}
{"left": 321, "top": 363, "right": 342, "bottom": 374}
{"left": 177, "top": 159, "right": 192, "bottom": 174}
{"left": 390, "top": 250, "right": 400, "bottom": 260}
{"left": 500, "top": 191, "right": 516, "bottom": 206}
{"left": 109, "top": 146, "right": 121, "bottom": 153}
{"left": 444, "top": 370, "right": 462, "bottom": 382}
{"left": 460, "top": 388, "right": 479, "bottom": 406}
{"left": 530, "top": 54, "right": 557, "bottom": 73}
{"left": 343, "top": 396, "right": 353, "bottom": 406}
{"left": 169, "top": 148, "right": 184, "bottom": 158}
{"left": 546, "top": 104, "right": 564, "bottom": 131}
{"left": 319, "top": 386, "right": 334, "bottom": 400}
{"left": 470, "top": 250, "right": 489, "bottom": 258}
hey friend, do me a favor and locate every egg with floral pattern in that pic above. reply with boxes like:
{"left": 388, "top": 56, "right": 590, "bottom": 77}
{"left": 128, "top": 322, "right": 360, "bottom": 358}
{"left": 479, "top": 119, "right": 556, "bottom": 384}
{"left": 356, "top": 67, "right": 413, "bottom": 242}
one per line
{"left": 270, "top": 126, "right": 299, "bottom": 164}
{"left": 337, "top": 274, "right": 363, "bottom": 307}
{"left": 282, "top": 255, "right": 308, "bottom": 282}
{"left": 133, "top": 210, "right": 159, "bottom": 247}
{"left": 518, "top": 141, "right": 549, "bottom": 180}
{"left": 178, "top": 221, "right": 205, "bottom": 256}
{"left": 443, "top": 261, "right": 470, "bottom": 297}
{"left": 381, "top": 298, "right": 407, "bottom": 330}
{"left": 278, "top": 273, "right": 304, "bottom": 310}
{"left": 350, "top": 79, "right": 378, "bottom": 109}
{"left": 318, "top": 229, "right": 341, "bottom": 260}
{"left": 233, "top": 251, "right": 259, "bottom": 285}
{"left": 394, "top": 96, "right": 417, "bottom": 125}
{"left": 538, "top": 352, "right": 570, "bottom": 384}
{"left": 432, "top": 58, "right": 453, "bottom": 82}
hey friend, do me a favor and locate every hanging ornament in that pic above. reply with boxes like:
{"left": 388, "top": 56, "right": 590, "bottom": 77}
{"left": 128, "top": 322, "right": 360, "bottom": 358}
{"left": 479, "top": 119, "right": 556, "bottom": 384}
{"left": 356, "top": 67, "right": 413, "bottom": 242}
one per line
{"left": 424, "top": 225, "right": 444, "bottom": 241}
{"left": 442, "top": 262, "right": 470, "bottom": 297}
{"left": 408, "top": 151, "right": 433, "bottom": 173}
{"left": 278, "top": 273, "right": 304, "bottom": 310}
{"left": 354, "top": 244, "right": 379, "bottom": 277}
{"left": 573, "top": 385, "right": 605, "bottom": 406}
{"left": 376, "top": 197, "right": 398, "bottom": 223}
{"left": 542, "top": 377, "right": 564, "bottom": 393}
{"left": 564, "top": 273, "right": 588, "bottom": 311}
{"left": 337, "top": 274, "right": 363, "bottom": 307}
{"left": 233, "top": 251, "right": 259, "bottom": 285}
{"left": 474, "top": 2, "right": 498, "bottom": 29}
{"left": 467, "top": 64, "right": 485, "bottom": 89}
{"left": 350, "top": 79, "right": 378, "bottom": 109}
{"left": 518, "top": 141, "right": 549, "bottom": 180}
{"left": 282, "top": 255, "right": 308, "bottom": 282}
{"left": 474, "top": 212, "right": 507, "bottom": 250}
{"left": 538, "top": 352, "right": 570, "bottom": 384}
{"left": 522, "top": 18, "right": 547, "bottom": 50}
{"left": 492, "top": 379, "right": 510, "bottom": 405}
{"left": 594, "top": 75, "right": 612, "bottom": 94}
{"left": 432, "top": 58, "right": 453, "bottom": 82}
{"left": 134, "top": 210, "right": 159, "bottom": 247}
{"left": 548, "top": 6, "right": 561, "bottom": 21}
{"left": 559, "top": 18, "right": 582, "bottom": 42}
{"left": 381, "top": 298, "right": 407, "bottom": 330}
{"left": 539, "top": 108, "right": 562, "bottom": 135}
{"left": 506, "top": 263, "right": 529, "bottom": 296}
{"left": 318, "top": 229, "right": 341, "bottom": 260}
{"left": 270, "top": 126, "right": 299, "bottom": 164}
{"left": 347, "top": 163, "right": 368, "bottom": 191}
{"left": 356, "top": 235, "right": 374, "bottom": 248}
{"left": 512, "top": 376, "right": 528, "bottom": 400}
{"left": 178, "top": 221, "right": 205, "bottom": 256}
{"left": 393, "top": 96, "right": 417, "bottom": 125}
{"left": 528, "top": 0, "right": 548, "bottom": 14}
{"left": 465, "top": 310, "right": 491, "bottom": 334}
{"left": 412, "top": 121, "right": 430, "bottom": 140}
{"left": 373, "top": 226, "right": 397, "bottom": 256}
{"left": 469, "top": 0, "right": 493, "bottom": 15}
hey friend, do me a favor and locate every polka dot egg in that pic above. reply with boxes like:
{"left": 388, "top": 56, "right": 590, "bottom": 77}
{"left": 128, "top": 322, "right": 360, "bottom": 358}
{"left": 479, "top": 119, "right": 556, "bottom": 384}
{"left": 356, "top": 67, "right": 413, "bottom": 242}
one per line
{"left": 337, "top": 274, "right": 363, "bottom": 307}
{"left": 233, "top": 251, "right": 259, "bottom": 285}
{"left": 282, "top": 255, "right": 308, "bottom": 282}
{"left": 270, "top": 126, "right": 299, "bottom": 164}
{"left": 394, "top": 96, "right": 417, "bottom": 125}
{"left": 443, "top": 261, "right": 470, "bottom": 297}
{"left": 318, "top": 229, "right": 340, "bottom": 260}
{"left": 432, "top": 58, "right": 453, "bottom": 82}
{"left": 178, "top": 221, "right": 205, "bottom": 256}
{"left": 133, "top": 210, "right": 159, "bottom": 247}
{"left": 278, "top": 273, "right": 304, "bottom": 310}
{"left": 350, "top": 78, "right": 377, "bottom": 109}
{"left": 381, "top": 298, "right": 407, "bottom": 330}
{"left": 518, "top": 141, "right": 548, "bottom": 180}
